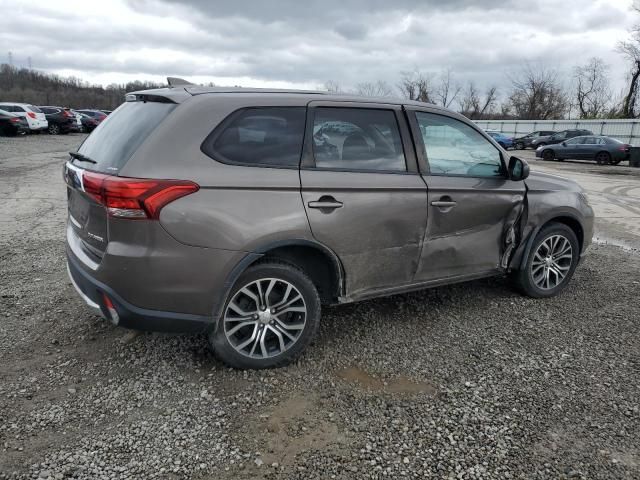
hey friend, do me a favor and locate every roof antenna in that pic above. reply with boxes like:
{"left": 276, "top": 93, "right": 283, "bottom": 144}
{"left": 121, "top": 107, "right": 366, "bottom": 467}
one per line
{"left": 167, "top": 77, "right": 195, "bottom": 87}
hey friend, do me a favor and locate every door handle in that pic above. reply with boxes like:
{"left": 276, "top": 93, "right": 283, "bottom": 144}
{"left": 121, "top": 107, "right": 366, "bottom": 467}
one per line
{"left": 431, "top": 200, "right": 457, "bottom": 207}
{"left": 308, "top": 196, "right": 343, "bottom": 211}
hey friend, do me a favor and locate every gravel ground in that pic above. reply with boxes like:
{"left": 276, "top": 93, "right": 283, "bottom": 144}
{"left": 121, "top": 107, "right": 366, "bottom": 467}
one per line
{"left": 1, "top": 134, "right": 639, "bottom": 479}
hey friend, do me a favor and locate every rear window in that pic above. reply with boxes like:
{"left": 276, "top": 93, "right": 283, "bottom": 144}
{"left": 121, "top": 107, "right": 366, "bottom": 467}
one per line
{"left": 28, "top": 105, "right": 42, "bottom": 113}
{"left": 76, "top": 101, "right": 176, "bottom": 173}
{"left": 203, "top": 107, "right": 306, "bottom": 167}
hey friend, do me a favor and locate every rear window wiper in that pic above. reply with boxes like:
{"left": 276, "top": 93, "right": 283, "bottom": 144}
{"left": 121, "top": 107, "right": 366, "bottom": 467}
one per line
{"left": 69, "top": 152, "right": 97, "bottom": 164}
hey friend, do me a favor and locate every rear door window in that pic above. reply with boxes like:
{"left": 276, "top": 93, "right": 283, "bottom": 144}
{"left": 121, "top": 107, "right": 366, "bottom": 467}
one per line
{"left": 311, "top": 107, "right": 406, "bottom": 172}
{"left": 204, "top": 107, "right": 306, "bottom": 167}
{"left": 76, "top": 101, "right": 177, "bottom": 174}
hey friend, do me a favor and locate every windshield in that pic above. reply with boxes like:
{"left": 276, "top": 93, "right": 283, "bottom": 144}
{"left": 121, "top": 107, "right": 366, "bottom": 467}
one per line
{"left": 76, "top": 101, "right": 176, "bottom": 174}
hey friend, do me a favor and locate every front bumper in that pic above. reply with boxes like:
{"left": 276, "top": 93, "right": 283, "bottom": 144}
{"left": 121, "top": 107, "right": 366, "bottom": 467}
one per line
{"left": 67, "top": 252, "right": 213, "bottom": 333}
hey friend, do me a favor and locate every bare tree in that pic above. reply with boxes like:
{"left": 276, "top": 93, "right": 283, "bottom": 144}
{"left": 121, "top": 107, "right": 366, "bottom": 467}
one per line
{"left": 457, "top": 81, "right": 497, "bottom": 119}
{"left": 324, "top": 80, "right": 342, "bottom": 93}
{"left": 507, "top": 63, "right": 568, "bottom": 119}
{"left": 618, "top": 2, "right": 640, "bottom": 118}
{"left": 573, "top": 57, "right": 611, "bottom": 118}
{"left": 355, "top": 80, "right": 393, "bottom": 97}
{"left": 434, "top": 68, "right": 461, "bottom": 108}
{"left": 397, "top": 70, "right": 432, "bottom": 103}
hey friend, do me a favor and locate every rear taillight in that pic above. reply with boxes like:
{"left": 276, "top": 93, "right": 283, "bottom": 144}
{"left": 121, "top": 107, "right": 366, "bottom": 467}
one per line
{"left": 63, "top": 110, "right": 73, "bottom": 118}
{"left": 27, "top": 112, "right": 36, "bottom": 119}
{"left": 10, "top": 117, "right": 20, "bottom": 123}
{"left": 620, "top": 145, "right": 631, "bottom": 152}
{"left": 82, "top": 171, "right": 199, "bottom": 220}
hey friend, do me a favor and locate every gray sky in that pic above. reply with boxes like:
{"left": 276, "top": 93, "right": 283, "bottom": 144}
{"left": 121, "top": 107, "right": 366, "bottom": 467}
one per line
{"left": 1, "top": 0, "right": 636, "bottom": 98}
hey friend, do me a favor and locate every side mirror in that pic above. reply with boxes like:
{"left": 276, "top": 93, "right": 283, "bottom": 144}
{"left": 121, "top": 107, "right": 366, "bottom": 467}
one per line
{"left": 561, "top": 141, "right": 567, "bottom": 146}
{"left": 508, "top": 156, "right": 529, "bottom": 181}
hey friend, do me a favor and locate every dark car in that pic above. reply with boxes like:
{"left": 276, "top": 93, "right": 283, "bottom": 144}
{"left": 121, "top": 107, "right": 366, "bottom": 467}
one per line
{"left": 65, "top": 80, "right": 594, "bottom": 369}
{"left": 530, "top": 129, "right": 593, "bottom": 149}
{"left": 514, "top": 130, "right": 556, "bottom": 150}
{"left": 0, "top": 109, "right": 29, "bottom": 136}
{"left": 535, "top": 135, "right": 631, "bottom": 165}
{"left": 38, "top": 106, "right": 77, "bottom": 134}
{"left": 77, "top": 109, "right": 108, "bottom": 123}
{"left": 76, "top": 111, "right": 101, "bottom": 132}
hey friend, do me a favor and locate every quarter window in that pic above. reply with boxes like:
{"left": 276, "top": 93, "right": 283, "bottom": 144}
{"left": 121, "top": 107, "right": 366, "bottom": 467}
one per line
{"left": 312, "top": 108, "right": 406, "bottom": 172}
{"left": 207, "top": 107, "right": 306, "bottom": 167}
{"left": 414, "top": 112, "right": 504, "bottom": 177}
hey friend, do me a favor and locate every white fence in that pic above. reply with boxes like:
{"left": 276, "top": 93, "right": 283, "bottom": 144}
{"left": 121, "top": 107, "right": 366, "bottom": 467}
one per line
{"left": 474, "top": 119, "right": 640, "bottom": 145}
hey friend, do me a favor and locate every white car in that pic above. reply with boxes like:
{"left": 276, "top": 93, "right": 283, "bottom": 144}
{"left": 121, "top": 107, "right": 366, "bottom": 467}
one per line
{"left": 0, "top": 102, "right": 48, "bottom": 132}
{"left": 70, "top": 110, "right": 84, "bottom": 131}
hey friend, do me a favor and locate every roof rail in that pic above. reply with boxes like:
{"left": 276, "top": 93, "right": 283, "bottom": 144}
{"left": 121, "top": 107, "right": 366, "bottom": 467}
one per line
{"left": 167, "top": 77, "right": 195, "bottom": 87}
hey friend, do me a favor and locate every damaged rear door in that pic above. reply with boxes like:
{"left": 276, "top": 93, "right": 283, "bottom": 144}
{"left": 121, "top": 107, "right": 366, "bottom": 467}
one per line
{"left": 300, "top": 101, "right": 428, "bottom": 298}
{"left": 406, "top": 108, "right": 526, "bottom": 282}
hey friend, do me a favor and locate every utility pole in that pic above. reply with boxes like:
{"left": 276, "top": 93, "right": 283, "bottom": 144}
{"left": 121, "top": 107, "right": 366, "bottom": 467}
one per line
{"left": 8, "top": 51, "right": 13, "bottom": 66}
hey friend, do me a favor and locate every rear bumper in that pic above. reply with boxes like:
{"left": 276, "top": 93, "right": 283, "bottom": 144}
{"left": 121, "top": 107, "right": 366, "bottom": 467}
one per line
{"left": 67, "top": 251, "right": 213, "bottom": 334}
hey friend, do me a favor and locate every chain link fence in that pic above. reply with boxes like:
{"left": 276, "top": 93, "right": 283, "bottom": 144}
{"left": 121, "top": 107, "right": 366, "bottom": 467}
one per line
{"left": 474, "top": 119, "right": 640, "bottom": 145}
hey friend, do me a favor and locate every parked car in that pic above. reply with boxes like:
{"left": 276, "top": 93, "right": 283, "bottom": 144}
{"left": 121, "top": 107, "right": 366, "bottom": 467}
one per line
{"left": 0, "top": 102, "right": 48, "bottom": 132}
{"left": 535, "top": 135, "right": 632, "bottom": 165}
{"left": 68, "top": 109, "right": 85, "bottom": 132}
{"left": 485, "top": 130, "right": 514, "bottom": 149}
{"left": 38, "top": 106, "right": 77, "bottom": 134}
{"left": 513, "top": 130, "right": 556, "bottom": 150}
{"left": 65, "top": 83, "right": 594, "bottom": 369}
{"left": 75, "top": 111, "right": 100, "bottom": 132}
{"left": 0, "top": 109, "right": 29, "bottom": 136}
{"left": 530, "top": 129, "right": 593, "bottom": 149}
{"left": 77, "top": 109, "right": 108, "bottom": 123}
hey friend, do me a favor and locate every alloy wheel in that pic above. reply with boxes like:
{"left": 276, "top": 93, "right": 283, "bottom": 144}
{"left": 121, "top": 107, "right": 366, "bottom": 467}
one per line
{"left": 223, "top": 278, "right": 307, "bottom": 359}
{"left": 530, "top": 234, "right": 573, "bottom": 290}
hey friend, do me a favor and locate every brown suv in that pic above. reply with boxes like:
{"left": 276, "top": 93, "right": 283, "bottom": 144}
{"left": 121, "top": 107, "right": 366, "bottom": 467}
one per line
{"left": 65, "top": 81, "right": 594, "bottom": 369}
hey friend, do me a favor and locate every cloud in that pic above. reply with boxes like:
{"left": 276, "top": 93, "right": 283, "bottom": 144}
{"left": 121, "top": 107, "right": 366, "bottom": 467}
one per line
{"left": 0, "top": 0, "right": 635, "bottom": 96}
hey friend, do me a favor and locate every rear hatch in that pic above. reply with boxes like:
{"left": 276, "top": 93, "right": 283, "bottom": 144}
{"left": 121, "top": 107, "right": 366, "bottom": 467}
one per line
{"left": 26, "top": 105, "right": 47, "bottom": 123}
{"left": 64, "top": 99, "right": 180, "bottom": 259}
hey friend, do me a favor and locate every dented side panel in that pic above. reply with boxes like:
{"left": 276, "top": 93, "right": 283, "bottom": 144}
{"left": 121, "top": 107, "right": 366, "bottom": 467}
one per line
{"left": 300, "top": 170, "right": 429, "bottom": 297}
{"left": 414, "top": 175, "right": 526, "bottom": 281}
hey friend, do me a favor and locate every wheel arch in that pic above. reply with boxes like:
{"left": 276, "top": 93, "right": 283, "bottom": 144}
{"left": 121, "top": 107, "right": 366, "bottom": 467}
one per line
{"left": 513, "top": 212, "right": 585, "bottom": 271}
{"left": 212, "top": 239, "right": 345, "bottom": 325}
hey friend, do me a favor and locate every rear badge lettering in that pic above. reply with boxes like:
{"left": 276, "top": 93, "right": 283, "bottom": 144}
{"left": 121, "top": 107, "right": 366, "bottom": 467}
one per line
{"left": 87, "top": 232, "right": 105, "bottom": 243}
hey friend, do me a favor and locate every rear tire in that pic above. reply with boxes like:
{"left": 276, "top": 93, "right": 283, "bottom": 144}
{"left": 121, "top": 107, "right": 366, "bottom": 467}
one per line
{"left": 595, "top": 152, "right": 611, "bottom": 165}
{"left": 48, "top": 123, "right": 60, "bottom": 135}
{"left": 513, "top": 222, "right": 579, "bottom": 298}
{"left": 210, "top": 261, "right": 321, "bottom": 369}
{"left": 515, "top": 142, "right": 525, "bottom": 150}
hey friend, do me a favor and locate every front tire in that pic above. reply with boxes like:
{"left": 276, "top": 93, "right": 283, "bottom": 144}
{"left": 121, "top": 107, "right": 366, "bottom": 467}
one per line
{"left": 542, "top": 149, "right": 555, "bottom": 161}
{"left": 515, "top": 142, "right": 525, "bottom": 150}
{"left": 210, "top": 261, "right": 321, "bottom": 369}
{"left": 513, "top": 223, "right": 579, "bottom": 298}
